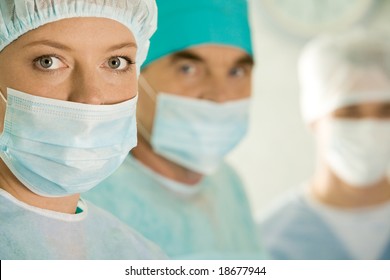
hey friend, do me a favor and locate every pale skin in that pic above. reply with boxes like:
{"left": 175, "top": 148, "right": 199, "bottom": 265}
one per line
{"left": 0, "top": 17, "right": 138, "bottom": 214}
{"left": 134, "top": 45, "right": 254, "bottom": 185}
{"left": 310, "top": 101, "right": 390, "bottom": 208}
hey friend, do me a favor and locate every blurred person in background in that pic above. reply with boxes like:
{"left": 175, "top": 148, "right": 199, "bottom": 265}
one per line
{"left": 85, "top": 0, "right": 262, "bottom": 259}
{"left": 259, "top": 29, "right": 390, "bottom": 260}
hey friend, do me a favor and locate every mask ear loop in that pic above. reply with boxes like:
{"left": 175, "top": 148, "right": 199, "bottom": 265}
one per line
{"left": 0, "top": 89, "right": 7, "bottom": 104}
{"left": 0, "top": 89, "right": 7, "bottom": 134}
{"left": 139, "top": 75, "right": 157, "bottom": 102}
{"left": 137, "top": 76, "right": 157, "bottom": 143}
{"left": 137, "top": 121, "right": 152, "bottom": 143}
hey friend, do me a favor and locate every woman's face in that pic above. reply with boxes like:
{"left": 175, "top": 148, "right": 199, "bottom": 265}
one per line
{"left": 0, "top": 17, "right": 138, "bottom": 105}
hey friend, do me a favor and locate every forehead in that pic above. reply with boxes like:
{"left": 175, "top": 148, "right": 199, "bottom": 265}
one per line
{"left": 345, "top": 68, "right": 390, "bottom": 91}
{"left": 5, "top": 17, "right": 136, "bottom": 51}
{"left": 185, "top": 45, "right": 249, "bottom": 57}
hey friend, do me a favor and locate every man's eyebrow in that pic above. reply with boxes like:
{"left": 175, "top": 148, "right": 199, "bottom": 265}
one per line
{"left": 170, "top": 50, "right": 254, "bottom": 66}
{"left": 170, "top": 51, "right": 204, "bottom": 63}
{"left": 235, "top": 54, "right": 254, "bottom": 66}
{"left": 22, "top": 40, "right": 137, "bottom": 52}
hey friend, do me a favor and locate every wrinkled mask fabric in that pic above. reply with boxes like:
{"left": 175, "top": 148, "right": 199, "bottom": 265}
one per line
{"left": 139, "top": 78, "right": 250, "bottom": 174}
{"left": 324, "top": 119, "right": 390, "bottom": 187}
{"left": 0, "top": 88, "right": 138, "bottom": 197}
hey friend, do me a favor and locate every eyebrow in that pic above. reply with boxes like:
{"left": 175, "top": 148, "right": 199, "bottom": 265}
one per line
{"left": 23, "top": 40, "right": 73, "bottom": 51}
{"left": 170, "top": 51, "right": 204, "bottom": 63}
{"left": 106, "top": 42, "right": 138, "bottom": 52}
{"left": 236, "top": 54, "right": 254, "bottom": 66}
{"left": 170, "top": 50, "right": 254, "bottom": 66}
{"left": 23, "top": 40, "right": 137, "bottom": 52}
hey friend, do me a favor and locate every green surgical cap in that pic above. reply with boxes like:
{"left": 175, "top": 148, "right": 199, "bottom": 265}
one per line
{"left": 143, "top": 0, "right": 252, "bottom": 68}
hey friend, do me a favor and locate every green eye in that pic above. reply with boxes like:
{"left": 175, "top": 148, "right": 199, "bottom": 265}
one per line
{"left": 39, "top": 57, "right": 54, "bottom": 69}
{"left": 107, "top": 57, "right": 132, "bottom": 71}
{"left": 34, "top": 55, "right": 66, "bottom": 71}
{"left": 108, "top": 57, "right": 122, "bottom": 69}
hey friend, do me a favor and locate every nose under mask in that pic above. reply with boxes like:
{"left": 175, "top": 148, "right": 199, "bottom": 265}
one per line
{"left": 138, "top": 76, "right": 251, "bottom": 175}
{"left": 324, "top": 119, "right": 390, "bottom": 188}
{"left": 0, "top": 88, "right": 138, "bottom": 197}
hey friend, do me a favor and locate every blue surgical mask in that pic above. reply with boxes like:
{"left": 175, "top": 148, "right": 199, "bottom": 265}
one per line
{"left": 139, "top": 77, "right": 250, "bottom": 175}
{"left": 0, "top": 88, "right": 137, "bottom": 197}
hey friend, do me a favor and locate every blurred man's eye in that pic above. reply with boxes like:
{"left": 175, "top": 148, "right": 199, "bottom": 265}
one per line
{"left": 379, "top": 105, "right": 390, "bottom": 118}
{"left": 333, "top": 106, "right": 362, "bottom": 118}
{"left": 229, "top": 67, "right": 245, "bottom": 77}
{"left": 179, "top": 63, "right": 196, "bottom": 74}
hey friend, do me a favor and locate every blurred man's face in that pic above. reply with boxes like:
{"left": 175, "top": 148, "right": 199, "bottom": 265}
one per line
{"left": 138, "top": 45, "right": 254, "bottom": 134}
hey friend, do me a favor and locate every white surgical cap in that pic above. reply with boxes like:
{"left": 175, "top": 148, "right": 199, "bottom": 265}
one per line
{"left": 298, "top": 29, "right": 390, "bottom": 123}
{"left": 0, "top": 0, "right": 157, "bottom": 69}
